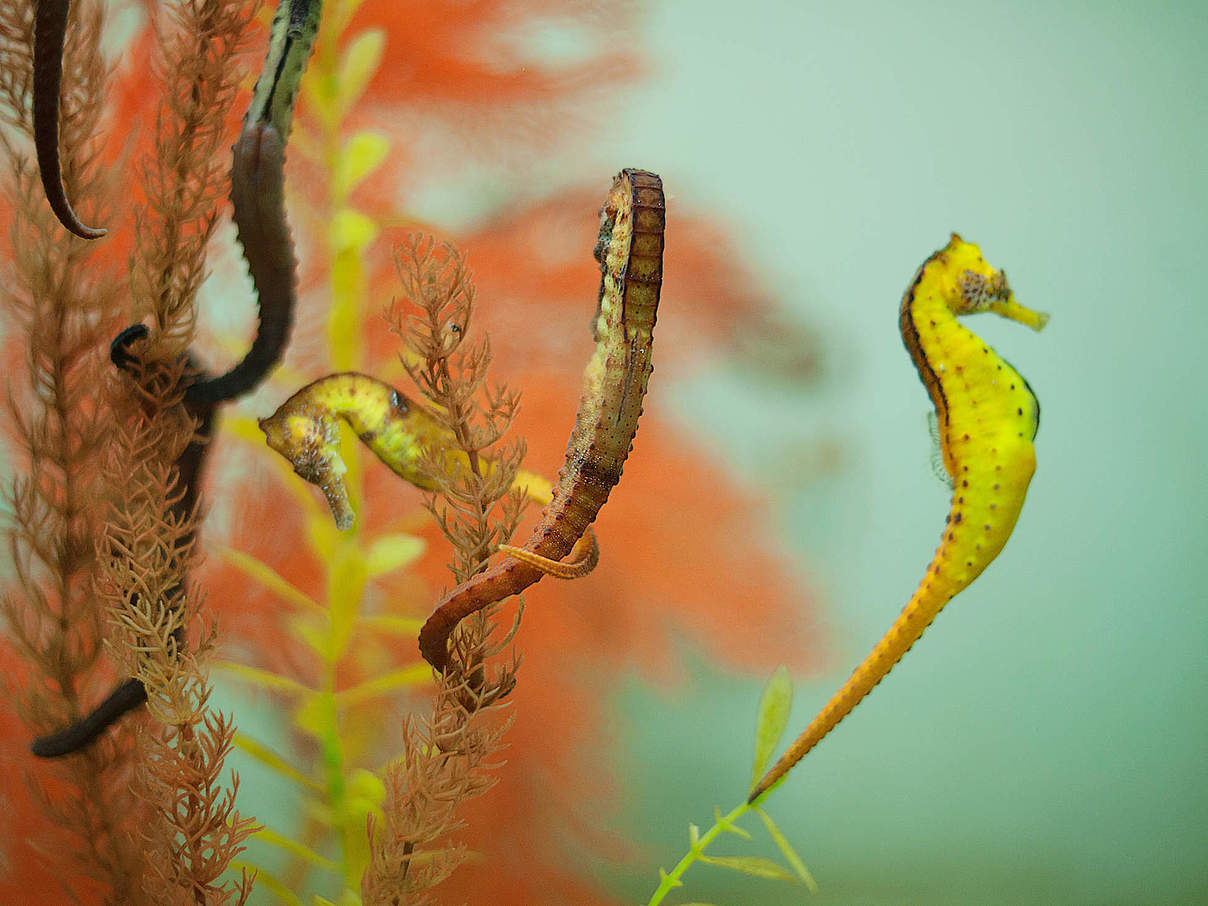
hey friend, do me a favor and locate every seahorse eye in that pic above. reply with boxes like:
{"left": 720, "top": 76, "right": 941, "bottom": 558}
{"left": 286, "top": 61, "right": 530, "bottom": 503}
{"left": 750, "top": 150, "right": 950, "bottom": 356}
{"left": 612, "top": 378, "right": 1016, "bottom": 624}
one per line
{"left": 958, "top": 270, "right": 991, "bottom": 312}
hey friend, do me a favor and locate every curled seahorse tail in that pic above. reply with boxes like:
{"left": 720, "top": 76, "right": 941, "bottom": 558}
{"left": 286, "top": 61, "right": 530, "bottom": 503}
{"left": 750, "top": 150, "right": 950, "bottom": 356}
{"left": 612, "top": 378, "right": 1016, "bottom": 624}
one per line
{"left": 33, "top": 0, "right": 106, "bottom": 239}
{"left": 498, "top": 526, "right": 600, "bottom": 579}
{"left": 418, "top": 559, "right": 547, "bottom": 670}
{"left": 186, "top": 122, "right": 295, "bottom": 405}
{"left": 31, "top": 677, "right": 147, "bottom": 758}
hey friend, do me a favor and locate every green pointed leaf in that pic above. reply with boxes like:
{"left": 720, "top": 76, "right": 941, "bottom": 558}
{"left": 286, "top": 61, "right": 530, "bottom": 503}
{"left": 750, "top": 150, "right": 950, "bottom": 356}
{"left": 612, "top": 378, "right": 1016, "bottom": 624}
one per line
{"left": 334, "top": 665, "right": 432, "bottom": 707}
{"left": 254, "top": 825, "right": 339, "bottom": 872}
{"left": 755, "top": 806, "right": 819, "bottom": 893}
{"left": 696, "top": 854, "right": 799, "bottom": 884}
{"left": 656, "top": 869, "right": 682, "bottom": 889}
{"left": 293, "top": 691, "right": 337, "bottom": 742}
{"left": 337, "top": 131, "right": 390, "bottom": 196}
{"left": 714, "top": 806, "right": 752, "bottom": 839}
{"left": 217, "top": 661, "right": 315, "bottom": 699}
{"left": 751, "top": 665, "right": 793, "bottom": 788}
{"left": 232, "top": 732, "right": 322, "bottom": 792}
{"left": 364, "top": 532, "right": 426, "bottom": 577}
{"left": 336, "top": 28, "right": 385, "bottom": 116}
{"left": 291, "top": 615, "right": 333, "bottom": 660}
{"left": 217, "top": 546, "right": 325, "bottom": 615}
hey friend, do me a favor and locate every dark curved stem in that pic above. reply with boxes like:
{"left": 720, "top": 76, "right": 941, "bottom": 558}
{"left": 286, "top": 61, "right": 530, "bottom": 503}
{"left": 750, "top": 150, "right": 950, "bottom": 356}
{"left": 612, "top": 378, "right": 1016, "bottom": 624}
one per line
{"left": 33, "top": 0, "right": 105, "bottom": 239}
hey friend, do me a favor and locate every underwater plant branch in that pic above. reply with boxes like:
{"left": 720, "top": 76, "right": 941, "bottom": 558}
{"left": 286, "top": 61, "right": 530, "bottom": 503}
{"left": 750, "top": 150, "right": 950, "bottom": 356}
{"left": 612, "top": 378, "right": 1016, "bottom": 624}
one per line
{"left": 645, "top": 801, "right": 751, "bottom": 906}
{"left": 32, "top": 0, "right": 317, "bottom": 758}
{"left": 0, "top": 0, "right": 151, "bottom": 895}
{"left": 94, "top": 377, "right": 259, "bottom": 903}
{"left": 359, "top": 233, "right": 529, "bottom": 903}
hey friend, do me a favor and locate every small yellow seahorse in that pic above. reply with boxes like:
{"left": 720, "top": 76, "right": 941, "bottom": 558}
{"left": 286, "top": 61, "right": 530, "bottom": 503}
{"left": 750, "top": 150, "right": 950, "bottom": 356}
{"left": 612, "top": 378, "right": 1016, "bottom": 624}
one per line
{"left": 259, "top": 372, "right": 598, "bottom": 572}
{"left": 750, "top": 233, "right": 1048, "bottom": 802}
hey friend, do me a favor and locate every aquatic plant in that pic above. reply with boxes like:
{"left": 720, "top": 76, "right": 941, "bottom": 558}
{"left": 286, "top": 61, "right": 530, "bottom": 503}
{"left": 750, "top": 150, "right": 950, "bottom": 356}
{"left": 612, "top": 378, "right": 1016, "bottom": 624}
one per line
{"left": 1, "top": 0, "right": 818, "bottom": 902}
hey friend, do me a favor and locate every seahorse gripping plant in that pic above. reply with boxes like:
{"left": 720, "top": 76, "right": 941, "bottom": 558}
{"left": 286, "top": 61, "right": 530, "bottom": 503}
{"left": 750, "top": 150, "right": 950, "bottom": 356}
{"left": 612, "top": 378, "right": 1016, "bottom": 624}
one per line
{"left": 751, "top": 233, "right": 1049, "bottom": 801}
{"left": 262, "top": 169, "right": 665, "bottom": 673}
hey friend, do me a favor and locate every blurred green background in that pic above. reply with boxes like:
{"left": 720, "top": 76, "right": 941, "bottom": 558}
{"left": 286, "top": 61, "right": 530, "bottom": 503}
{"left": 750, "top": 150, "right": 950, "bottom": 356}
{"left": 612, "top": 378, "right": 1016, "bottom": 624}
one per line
{"left": 579, "top": 1, "right": 1207, "bottom": 903}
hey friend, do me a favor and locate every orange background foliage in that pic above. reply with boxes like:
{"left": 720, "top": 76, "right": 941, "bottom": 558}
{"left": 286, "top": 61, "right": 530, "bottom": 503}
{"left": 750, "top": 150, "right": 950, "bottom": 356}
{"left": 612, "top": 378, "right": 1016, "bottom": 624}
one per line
{"left": 1, "top": 1, "right": 819, "bottom": 902}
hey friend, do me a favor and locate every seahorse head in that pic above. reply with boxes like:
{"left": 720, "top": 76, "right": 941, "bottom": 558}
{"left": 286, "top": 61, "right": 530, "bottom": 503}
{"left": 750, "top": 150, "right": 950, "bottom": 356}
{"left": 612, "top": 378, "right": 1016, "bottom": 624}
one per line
{"left": 259, "top": 409, "right": 355, "bottom": 530}
{"left": 934, "top": 233, "right": 1010, "bottom": 316}
{"left": 942, "top": 233, "right": 1049, "bottom": 331}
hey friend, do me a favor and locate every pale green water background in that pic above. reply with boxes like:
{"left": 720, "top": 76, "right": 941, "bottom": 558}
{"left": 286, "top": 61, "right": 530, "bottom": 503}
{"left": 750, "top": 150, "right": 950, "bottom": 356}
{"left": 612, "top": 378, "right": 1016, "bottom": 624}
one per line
{"left": 571, "top": 1, "right": 1207, "bottom": 903}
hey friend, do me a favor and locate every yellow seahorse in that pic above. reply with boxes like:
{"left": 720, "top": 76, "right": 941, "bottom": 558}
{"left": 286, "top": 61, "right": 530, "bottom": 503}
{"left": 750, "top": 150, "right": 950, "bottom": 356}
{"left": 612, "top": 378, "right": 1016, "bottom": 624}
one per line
{"left": 750, "top": 233, "right": 1048, "bottom": 802}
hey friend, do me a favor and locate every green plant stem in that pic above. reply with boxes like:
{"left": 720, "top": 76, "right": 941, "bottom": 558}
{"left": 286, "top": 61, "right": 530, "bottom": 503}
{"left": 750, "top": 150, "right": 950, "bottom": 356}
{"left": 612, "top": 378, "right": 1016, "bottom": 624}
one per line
{"left": 645, "top": 801, "right": 752, "bottom": 906}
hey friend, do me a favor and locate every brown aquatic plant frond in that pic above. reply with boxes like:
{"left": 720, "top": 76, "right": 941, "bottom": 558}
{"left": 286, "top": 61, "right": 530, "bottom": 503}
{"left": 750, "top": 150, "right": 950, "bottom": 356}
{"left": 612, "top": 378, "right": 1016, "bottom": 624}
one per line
{"left": 0, "top": 0, "right": 150, "bottom": 899}
{"left": 363, "top": 235, "right": 529, "bottom": 903}
{"left": 130, "top": 0, "right": 258, "bottom": 357}
{"left": 96, "top": 359, "right": 257, "bottom": 905}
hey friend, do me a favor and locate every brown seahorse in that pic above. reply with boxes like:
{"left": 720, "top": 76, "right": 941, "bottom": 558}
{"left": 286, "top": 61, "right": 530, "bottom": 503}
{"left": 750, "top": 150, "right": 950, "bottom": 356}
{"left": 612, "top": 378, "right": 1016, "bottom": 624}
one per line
{"left": 417, "top": 168, "right": 666, "bottom": 671}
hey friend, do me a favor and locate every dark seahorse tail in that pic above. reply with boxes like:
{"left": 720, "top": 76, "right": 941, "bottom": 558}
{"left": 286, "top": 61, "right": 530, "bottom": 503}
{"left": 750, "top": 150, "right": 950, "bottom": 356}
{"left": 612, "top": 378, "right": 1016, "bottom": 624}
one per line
{"left": 33, "top": 0, "right": 105, "bottom": 239}
{"left": 184, "top": 122, "right": 295, "bottom": 405}
{"left": 31, "top": 329, "right": 215, "bottom": 758}
{"left": 30, "top": 678, "right": 146, "bottom": 757}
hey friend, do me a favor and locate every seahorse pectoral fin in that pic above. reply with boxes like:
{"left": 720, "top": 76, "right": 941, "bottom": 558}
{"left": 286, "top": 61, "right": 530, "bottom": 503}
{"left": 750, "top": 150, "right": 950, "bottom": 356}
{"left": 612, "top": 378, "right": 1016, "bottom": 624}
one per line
{"left": 498, "top": 527, "right": 600, "bottom": 580}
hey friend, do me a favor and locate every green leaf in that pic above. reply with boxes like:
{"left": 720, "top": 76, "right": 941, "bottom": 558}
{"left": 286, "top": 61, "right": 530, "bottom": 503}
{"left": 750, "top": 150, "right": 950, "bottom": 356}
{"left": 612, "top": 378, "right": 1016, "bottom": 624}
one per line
{"left": 254, "top": 825, "right": 339, "bottom": 872}
{"left": 337, "top": 131, "right": 390, "bottom": 196}
{"left": 291, "top": 615, "right": 333, "bottom": 660}
{"left": 232, "top": 732, "right": 322, "bottom": 792}
{"left": 217, "top": 546, "right": 325, "bottom": 615}
{"left": 696, "top": 854, "right": 800, "bottom": 884}
{"left": 751, "top": 665, "right": 794, "bottom": 789}
{"left": 755, "top": 806, "right": 819, "bottom": 893}
{"left": 344, "top": 767, "right": 387, "bottom": 830}
{"left": 217, "top": 661, "right": 315, "bottom": 699}
{"left": 330, "top": 207, "right": 379, "bottom": 254}
{"left": 334, "top": 665, "right": 432, "bottom": 707}
{"left": 364, "top": 532, "right": 426, "bottom": 577}
{"left": 656, "top": 869, "right": 682, "bottom": 889}
{"left": 336, "top": 28, "right": 385, "bottom": 116}
{"left": 715, "top": 806, "right": 752, "bottom": 839}
{"left": 293, "top": 691, "right": 338, "bottom": 743}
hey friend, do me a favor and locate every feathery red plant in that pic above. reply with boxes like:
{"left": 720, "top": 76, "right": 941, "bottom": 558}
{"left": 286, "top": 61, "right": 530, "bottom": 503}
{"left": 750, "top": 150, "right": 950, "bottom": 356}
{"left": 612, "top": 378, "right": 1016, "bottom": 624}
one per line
{"left": 2, "top": 1, "right": 820, "bottom": 902}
